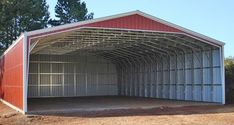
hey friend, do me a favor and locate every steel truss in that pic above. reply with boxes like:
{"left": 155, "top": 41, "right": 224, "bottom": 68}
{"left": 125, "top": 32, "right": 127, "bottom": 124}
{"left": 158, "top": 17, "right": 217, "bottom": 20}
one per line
{"left": 28, "top": 28, "right": 223, "bottom": 103}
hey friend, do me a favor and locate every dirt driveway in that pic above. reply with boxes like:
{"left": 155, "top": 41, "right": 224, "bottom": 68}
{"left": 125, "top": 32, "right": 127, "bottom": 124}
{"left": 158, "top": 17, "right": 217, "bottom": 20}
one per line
{"left": 1, "top": 102, "right": 234, "bottom": 125}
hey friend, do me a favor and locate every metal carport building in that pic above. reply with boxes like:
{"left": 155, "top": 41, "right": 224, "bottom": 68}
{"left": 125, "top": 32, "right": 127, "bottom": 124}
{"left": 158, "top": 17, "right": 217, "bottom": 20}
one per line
{"left": 0, "top": 11, "right": 225, "bottom": 114}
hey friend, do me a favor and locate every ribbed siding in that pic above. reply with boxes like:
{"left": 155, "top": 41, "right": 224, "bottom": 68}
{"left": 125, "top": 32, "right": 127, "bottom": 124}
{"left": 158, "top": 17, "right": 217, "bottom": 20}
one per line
{"left": 28, "top": 49, "right": 223, "bottom": 103}
{"left": 118, "top": 49, "right": 223, "bottom": 103}
{"left": 28, "top": 55, "right": 118, "bottom": 98}
{"left": 0, "top": 38, "right": 24, "bottom": 110}
{"left": 85, "top": 14, "right": 181, "bottom": 32}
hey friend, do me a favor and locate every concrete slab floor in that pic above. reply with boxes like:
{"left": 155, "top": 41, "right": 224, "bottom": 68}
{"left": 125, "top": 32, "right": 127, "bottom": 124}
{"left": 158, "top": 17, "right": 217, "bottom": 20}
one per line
{"left": 27, "top": 96, "right": 219, "bottom": 114}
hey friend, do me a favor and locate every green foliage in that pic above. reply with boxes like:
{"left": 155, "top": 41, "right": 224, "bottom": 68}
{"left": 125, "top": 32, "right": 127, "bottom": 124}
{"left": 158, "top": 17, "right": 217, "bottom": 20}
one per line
{"left": 0, "top": 0, "right": 49, "bottom": 49}
{"left": 49, "top": 0, "right": 93, "bottom": 26}
{"left": 225, "top": 57, "right": 234, "bottom": 103}
{"left": 0, "top": 0, "right": 93, "bottom": 51}
{"left": 225, "top": 57, "right": 234, "bottom": 82}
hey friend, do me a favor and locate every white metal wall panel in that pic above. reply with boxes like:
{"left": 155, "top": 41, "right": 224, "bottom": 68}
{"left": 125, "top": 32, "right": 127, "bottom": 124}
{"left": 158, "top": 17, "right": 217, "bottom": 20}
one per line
{"left": 185, "top": 86, "right": 193, "bottom": 100}
{"left": 28, "top": 55, "right": 118, "bottom": 98}
{"left": 118, "top": 49, "right": 223, "bottom": 103}
{"left": 28, "top": 48, "right": 223, "bottom": 103}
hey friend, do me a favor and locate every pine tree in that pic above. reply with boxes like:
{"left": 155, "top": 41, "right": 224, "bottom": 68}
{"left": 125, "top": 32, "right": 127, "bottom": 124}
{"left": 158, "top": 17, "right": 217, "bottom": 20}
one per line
{"left": 0, "top": 0, "right": 50, "bottom": 50}
{"left": 50, "top": 0, "right": 93, "bottom": 26}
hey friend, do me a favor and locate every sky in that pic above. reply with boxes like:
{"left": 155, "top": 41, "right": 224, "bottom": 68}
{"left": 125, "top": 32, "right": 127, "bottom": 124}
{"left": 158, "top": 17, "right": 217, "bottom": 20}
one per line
{"left": 46, "top": 0, "right": 234, "bottom": 57}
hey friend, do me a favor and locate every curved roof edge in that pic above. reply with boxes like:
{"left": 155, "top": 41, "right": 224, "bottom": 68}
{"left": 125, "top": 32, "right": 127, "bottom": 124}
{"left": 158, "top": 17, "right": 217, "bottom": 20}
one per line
{"left": 26, "top": 10, "right": 225, "bottom": 46}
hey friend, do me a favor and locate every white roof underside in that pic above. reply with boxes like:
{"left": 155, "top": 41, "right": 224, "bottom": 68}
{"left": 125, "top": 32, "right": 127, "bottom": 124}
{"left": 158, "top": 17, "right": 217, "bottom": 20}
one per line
{"left": 30, "top": 28, "right": 219, "bottom": 62}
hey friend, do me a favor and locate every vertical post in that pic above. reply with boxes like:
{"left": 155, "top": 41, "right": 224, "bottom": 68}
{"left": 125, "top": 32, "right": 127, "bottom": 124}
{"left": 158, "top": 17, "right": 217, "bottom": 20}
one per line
{"left": 127, "top": 59, "right": 132, "bottom": 96}
{"left": 106, "top": 62, "right": 109, "bottom": 95}
{"left": 121, "top": 61, "right": 124, "bottom": 96}
{"left": 96, "top": 64, "right": 99, "bottom": 95}
{"left": 133, "top": 59, "right": 136, "bottom": 97}
{"left": 148, "top": 57, "right": 151, "bottom": 98}
{"left": 144, "top": 57, "right": 149, "bottom": 97}
{"left": 136, "top": 58, "right": 140, "bottom": 97}
{"left": 122, "top": 60, "right": 127, "bottom": 96}
{"left": 141, "top": 59, "right": 144, "bottom": 97}
{"left": 149, "top": 56, "right": 154, "bottom": 98}
{"left": 201, "top": 50, "right": 204, "bottom": 101}
{"left": 210, "top": 49, "right": 214, "bottom": 102}
{"left": 119, "top": 64, "right": 123, "bottom": 96}
{"left": 191, "top": 51, "right": 194, "bottom": 100}
{"left": 121, "top": 63, "right": 125, "bottom": 96}
{"left": 155, "top": 55, "right": 158, "bottom": 98}
{"left": 143, "top": 58, "right": 146, "bottom": 97}
{"left": 175, "top": 54, "right": 178, "bottom": 99}
{"left": 161, "top": 56, "right": 164, "bottom": 98}
{"left": 74, "top": 64, "right": 76, "bottom": 96}
{"left": 183, "top": 52, "right": 186, "bottom": 100}
{"left": 132, "top": 58, "right": 137, "bottom": 96}
{"left": 126, "top": 60, "right": 129, "bottom": 96}
{"left": 116, "top": 64, "right": 121, "bottom": 96}
{"left": 85, "top": 57, "right": 88, "bottom": 96}
{"left": 221, "top": 46, "right": 225, "bottom": 104}
{"left": 62, "top": 63, "right": 65, "bottom": 96}
{"left": 129, "top": 59, "right": 133, "bottom": 96}
{"left": 146, "top": 57, "right": 151, "bottom": 97}
{"left": 139, "top": 59, "right": 143, "bottom": 97}
{"left": 131, "top": 58, "right": 136, "bottom": 96}
{"left": 38, "top": 63, "right": 40, "bottom": 96}
{"left": 50, "top": 63, "right": 52, "bottom": 96}
{"left": 124, "top": 61, "right": 128, "bottom": 96}
{"left": 23, "top": 33, "right": 28, "bottom": 113}
{"left": 168, "top": 55, "right": 171, "bottom": 99}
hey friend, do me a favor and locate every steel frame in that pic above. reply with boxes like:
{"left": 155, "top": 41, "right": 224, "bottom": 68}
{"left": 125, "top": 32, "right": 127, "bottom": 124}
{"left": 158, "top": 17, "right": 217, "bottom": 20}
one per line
{"left": 28, "top": 28, "right": 223, "bottom": 103}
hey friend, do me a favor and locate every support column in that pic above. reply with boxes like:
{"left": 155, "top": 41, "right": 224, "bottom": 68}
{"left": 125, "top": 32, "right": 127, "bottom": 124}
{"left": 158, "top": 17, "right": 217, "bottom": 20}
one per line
{"left": 143, "top": 58, "right": 147, "bottom": 97}
{"left": 154, "top": 55, "right": 158, "bottom": 98}
{"left": 62, "top": 63, "right": 65, "bottom": 96}
{"left": 221, "top": 46, "right": 225, "bottom": 104}
{"left": 168, "top": 56, "right": 171, "bottom": 99}
{"left": 136, "top": 59, "right": 141, "bottom": 97}
{"left": 161, "top": 56, "right": 164, "bottom": 98}
{"left": 149, "top": 56, "right": 154, "bottom": 98}
{"left": 38, "top": 63, "right": 40, "bottom": 96}
{"left": 50, "top": 63, "right": 52, "bottom": 96}
{"left": 201, "top": 50, "right": 204, "bottom": 101}
{"left": 183, "top": 52, "right": 186, "bottom": 100}
{"left": 85, "top": 57, "right": 88, "bottom": 96}
{"left": 175, "top": 55, "right": 178, "bottom": 99}
{"left": 210, "top": 49, "right": 214, "bottom": 102}
{"left": 121, "top": 64, "right": 124, "bottom": 96}
{"left": 191, "top": 51, "right": 195, "bottom": 100}
{"left": 127, "top": 59, "right": 132, "bottom": 96}
{"left": 74, "top": 64, "right": 77, "bottom": 96}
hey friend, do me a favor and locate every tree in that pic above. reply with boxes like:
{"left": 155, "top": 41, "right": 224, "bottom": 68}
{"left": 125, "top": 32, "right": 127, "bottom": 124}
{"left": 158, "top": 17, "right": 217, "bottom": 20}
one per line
{"left": 50, "top": 0, "right": 93, "bottom": 26}
{"left": 225, "top": 57, "right": 234, "bottom": 103}
{"left": 0, "top": 0, "right": 49, "bottom": 49}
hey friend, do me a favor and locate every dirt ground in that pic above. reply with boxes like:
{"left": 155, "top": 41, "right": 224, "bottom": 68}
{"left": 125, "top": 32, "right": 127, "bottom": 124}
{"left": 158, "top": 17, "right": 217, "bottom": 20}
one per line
{"left": 27, "top": 96, "right": 216, "bottom": 114}
{"left": 1, "top": 102, "right": 234, "bottom": 125}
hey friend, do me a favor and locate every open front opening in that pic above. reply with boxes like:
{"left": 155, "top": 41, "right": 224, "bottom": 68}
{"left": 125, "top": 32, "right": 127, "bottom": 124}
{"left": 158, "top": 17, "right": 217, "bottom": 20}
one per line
{"left": 27, "top": 28, "right": 223, "bottom": 113}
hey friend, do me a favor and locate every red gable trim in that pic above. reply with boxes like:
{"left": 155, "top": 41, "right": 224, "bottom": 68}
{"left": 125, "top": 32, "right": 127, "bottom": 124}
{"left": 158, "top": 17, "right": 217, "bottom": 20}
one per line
{"left": 28, "top": 14, "right": 181, "bottom": 39}
{"left": 84, "top": 14, "right": 181, "bottom": 33}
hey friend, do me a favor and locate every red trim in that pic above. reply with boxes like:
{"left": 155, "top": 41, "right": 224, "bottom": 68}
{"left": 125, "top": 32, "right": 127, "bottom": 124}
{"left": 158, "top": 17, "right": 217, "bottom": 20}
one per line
{"left": 28, "top": 14, "right": 181, "bottom": 41}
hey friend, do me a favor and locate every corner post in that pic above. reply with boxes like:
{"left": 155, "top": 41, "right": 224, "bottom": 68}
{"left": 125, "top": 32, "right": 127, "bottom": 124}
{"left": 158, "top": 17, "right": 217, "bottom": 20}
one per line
{"left": 23, "top": 33, "right": 29, "bottom": 113}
